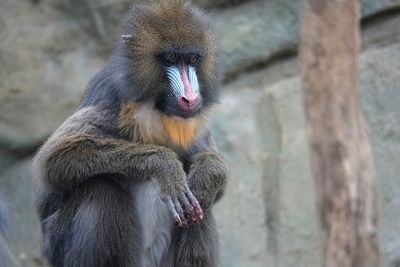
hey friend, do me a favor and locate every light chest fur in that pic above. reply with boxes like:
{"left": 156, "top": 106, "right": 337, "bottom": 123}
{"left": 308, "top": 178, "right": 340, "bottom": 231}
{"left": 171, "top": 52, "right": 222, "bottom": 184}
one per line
{"left": 131, "top": 180, "right": 175, "bottom": 267}
{"left": 118, "top": 101, "right": 208, "bottom": 150}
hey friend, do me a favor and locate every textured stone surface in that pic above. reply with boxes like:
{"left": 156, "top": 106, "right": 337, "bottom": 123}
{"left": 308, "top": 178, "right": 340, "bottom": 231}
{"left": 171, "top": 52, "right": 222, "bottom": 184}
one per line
{"left": 0, "top": 0, "right": 104, "bottom": 151}
{"left": 362, "top": 11, "right": 400, "bottom": 49}
{"left": 194, "top": 0, "right": 249, "bottom": 9}
{"left": 362, "top": 0, "right": 400, "bottom": 17}
{"left": 213, "top": 42, "right": 400, "bottom": 266}
{"left": 0, "top": 160, "right": 43, "bottom": 267}
{"left": 216, "top": 0, "right": 400, "bottom": 78}
{"left": 215, "top": 0, "right": 299, "bottom": 79}
{"left": 213, "top": 76, "right": 320, "bottom": 267}
{"left": 212, "top": 87, "right": 269, "bottom": 267}
{"left": 360, "top": 44, "right": 400, "bottom": 267}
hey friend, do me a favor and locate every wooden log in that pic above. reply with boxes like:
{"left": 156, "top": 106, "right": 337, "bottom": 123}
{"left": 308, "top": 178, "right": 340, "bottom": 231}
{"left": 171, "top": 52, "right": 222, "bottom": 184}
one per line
{"left": 300, "top": 1, "right": 381, "bottom": 266}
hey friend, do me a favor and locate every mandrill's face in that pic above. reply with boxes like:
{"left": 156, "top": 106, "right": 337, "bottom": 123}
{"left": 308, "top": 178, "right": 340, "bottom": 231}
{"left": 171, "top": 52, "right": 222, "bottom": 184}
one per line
{"left": 155, "top": 48, "right": 204, "bottom": 119}
{"left": 121, "top": 1, "right": 221, "bottom": 121}
{"left": 119, "top": 0, "right": 221, "bottom": 147}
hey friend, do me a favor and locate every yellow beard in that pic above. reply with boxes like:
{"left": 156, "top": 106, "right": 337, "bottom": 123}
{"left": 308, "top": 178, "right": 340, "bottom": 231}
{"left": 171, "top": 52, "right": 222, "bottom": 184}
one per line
{"left": 118, "top": 101, "right": 206, "bottom": 150}
{"left": 161, "top": 115, "right": 199, "bottom": 149}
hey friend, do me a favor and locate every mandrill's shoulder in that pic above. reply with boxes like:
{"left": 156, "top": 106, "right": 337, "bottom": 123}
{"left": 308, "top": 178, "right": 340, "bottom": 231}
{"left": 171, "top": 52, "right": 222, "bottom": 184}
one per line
{"left": 40, "top": 105, "right": 122, "bottom": 150}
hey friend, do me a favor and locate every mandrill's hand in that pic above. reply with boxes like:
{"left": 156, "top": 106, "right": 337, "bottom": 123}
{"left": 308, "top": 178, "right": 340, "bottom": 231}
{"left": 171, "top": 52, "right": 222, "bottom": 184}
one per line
{"left": 161, "top": 187, "right": 204, "bottom": 228}
{"left": 186, "top": 152, "right": 228, "bottom": 217}
{"left": 145, "top": 146, "right": 203, "bottom": 228}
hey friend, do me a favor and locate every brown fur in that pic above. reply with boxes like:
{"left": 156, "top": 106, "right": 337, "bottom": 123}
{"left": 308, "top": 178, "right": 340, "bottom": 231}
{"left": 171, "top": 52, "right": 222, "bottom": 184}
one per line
{"left": 118, "top": 101, "right": 138, "bottom": 140}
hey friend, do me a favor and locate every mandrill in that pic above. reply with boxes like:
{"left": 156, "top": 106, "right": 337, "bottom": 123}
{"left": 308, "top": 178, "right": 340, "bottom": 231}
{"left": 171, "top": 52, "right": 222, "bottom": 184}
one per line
{"left": 33, "top": 0, "right": 228, "bottom": 266}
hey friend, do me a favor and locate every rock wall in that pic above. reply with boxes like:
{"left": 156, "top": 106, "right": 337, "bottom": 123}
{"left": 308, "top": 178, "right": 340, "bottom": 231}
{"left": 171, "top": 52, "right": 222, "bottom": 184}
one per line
{"left": 1, "top": 0, "right": 400, "bottom": 266}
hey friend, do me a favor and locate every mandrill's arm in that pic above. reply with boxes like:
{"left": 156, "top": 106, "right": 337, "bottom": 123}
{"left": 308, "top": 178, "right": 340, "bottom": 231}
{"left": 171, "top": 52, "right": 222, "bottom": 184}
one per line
{"left": 39, "top": 134, "right": 184, "bottom": 193}
{"left": 34, "top": 106, "right": 203, "bottom": 226}
{"left": 187, "top": 135, "right": 228, "bottom": 212}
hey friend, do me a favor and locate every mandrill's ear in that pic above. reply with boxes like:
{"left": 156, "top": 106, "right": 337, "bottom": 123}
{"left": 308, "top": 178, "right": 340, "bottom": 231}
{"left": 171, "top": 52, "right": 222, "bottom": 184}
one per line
{"left": 121, "top": 34, "right": 133, "bottom": 46}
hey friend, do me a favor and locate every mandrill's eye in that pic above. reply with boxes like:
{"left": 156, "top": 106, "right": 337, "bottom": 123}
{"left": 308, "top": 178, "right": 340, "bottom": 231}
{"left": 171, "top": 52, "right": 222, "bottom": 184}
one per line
{"left": 162, "top": 52, "right": 177, "bottom": 66}
{"left": 188, "top": 53, "right": 201, "bottom": 66}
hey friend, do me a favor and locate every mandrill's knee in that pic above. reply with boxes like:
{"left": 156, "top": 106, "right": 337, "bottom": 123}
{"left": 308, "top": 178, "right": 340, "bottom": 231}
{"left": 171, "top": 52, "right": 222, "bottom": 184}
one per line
{"left": 42, "top": 175, "right": 143, "bottom": 267}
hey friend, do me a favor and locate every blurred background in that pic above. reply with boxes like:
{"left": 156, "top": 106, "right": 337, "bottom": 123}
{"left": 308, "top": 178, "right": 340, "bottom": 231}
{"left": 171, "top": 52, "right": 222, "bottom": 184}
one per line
{"left": 0, "top": 0, "right": 400, "bottom": 266}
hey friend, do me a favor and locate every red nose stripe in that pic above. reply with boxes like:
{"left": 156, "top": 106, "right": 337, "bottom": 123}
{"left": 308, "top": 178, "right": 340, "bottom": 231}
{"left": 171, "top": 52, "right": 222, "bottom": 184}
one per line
{"left": 178, "top": 64, "right": 198, "bottom": 102}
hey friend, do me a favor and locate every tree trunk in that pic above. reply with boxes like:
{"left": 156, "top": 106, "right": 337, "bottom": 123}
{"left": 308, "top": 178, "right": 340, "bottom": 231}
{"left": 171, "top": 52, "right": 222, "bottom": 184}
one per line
{"left": 300, "top": 1, "right": 381, "bottom": 266}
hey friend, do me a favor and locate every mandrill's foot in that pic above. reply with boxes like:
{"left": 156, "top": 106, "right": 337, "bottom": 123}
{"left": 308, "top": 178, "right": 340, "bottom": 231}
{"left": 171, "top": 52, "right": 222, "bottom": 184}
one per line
{"left": 163, "top": 187, "right": 204, "bottom": 228}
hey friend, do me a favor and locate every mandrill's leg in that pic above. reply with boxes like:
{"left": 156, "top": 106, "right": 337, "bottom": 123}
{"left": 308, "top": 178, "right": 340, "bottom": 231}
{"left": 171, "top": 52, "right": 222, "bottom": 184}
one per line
{"left": 173, "top": 210, "right": 219, "bottom": 267}
{"left": 39, "top": 174, "right": 143, "bottom": 267}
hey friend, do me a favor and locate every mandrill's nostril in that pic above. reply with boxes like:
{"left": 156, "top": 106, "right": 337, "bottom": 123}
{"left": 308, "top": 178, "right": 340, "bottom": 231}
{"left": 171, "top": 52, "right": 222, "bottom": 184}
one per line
{"left": 180, "top": 96, "right": 198, "bottom": 105}
{"left": 178, "top": 96, "right": 200, "bottom": 110}
{"left": 181, "top": 96, "right": 190, "bottom": 104}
